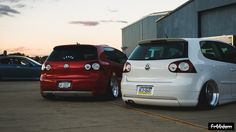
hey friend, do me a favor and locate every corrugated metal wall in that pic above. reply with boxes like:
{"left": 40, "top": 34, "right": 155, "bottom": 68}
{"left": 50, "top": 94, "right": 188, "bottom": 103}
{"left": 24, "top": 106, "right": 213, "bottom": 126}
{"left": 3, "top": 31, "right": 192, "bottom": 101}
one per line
{"left": 122, "top": 14, "right": 167, "bottom": 56}
{"left": 156, "top": 0, "right": 236, "bottom": 38}
{"left": 142, "top": 16, "right": 160, "bottom": 40}
{"left": 199, "top": 4, "right": 236, "bottom": 37}
{"left": 156, "top": 2, "right": 198, "bottom": 38}
{"left": 122, "top": 21, "right": 142, "bottom": 56}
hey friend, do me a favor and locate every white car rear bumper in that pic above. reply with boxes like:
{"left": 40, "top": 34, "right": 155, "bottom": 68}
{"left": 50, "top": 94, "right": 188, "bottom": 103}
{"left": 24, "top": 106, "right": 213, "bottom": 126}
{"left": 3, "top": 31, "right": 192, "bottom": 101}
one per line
{"left": 121, "top": 80, "right": 200, "bottom": 107}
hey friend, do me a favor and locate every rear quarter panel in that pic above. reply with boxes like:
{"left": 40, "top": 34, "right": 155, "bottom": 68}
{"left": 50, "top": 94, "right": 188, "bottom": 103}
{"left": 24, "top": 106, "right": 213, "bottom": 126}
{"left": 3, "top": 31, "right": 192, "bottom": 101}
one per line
{"left": 187, "top": 39, "right": 231, "bottom": 104}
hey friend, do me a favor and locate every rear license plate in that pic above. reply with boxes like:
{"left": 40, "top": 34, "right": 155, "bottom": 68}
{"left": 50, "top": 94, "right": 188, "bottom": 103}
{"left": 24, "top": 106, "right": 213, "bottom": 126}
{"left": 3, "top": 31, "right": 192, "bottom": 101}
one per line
{"left": 58, "top": 82, "right": 71, "bottom": 89}
{"left": 137, "top": 85, "right": 154, "bottom": 95}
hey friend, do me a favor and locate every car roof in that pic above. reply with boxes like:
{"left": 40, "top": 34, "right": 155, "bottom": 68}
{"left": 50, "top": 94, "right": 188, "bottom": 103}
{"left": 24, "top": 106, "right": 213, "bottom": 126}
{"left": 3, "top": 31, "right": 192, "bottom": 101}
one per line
{"left": 139, "top": 38, "right": 185, "bottom": 43}
{"left": 138, "top": 38, "right": 229, "bottom": 44}
{"left": 53, "top": 44, "right": 112, "bottom": 50}
{"left": 0, "top": 55, "right": 28, "bottom": 59}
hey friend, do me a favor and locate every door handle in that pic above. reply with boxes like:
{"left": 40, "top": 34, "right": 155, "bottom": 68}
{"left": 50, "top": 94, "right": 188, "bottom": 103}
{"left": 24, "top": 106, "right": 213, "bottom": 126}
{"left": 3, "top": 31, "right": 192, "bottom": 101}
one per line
{"left": 16, "top": 66, "right": 21, "bottom": 68}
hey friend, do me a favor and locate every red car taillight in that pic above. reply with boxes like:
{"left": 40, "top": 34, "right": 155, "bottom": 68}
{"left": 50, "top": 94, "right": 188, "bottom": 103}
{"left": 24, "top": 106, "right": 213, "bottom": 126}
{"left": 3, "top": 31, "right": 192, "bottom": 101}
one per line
{"left": 123, "top": 62, "right": 131, "bottom": 73}
{"left": 41, "top": 64, "right": 51, "bottom": 71}
{"left": 84, "top": 62, "right": 100, "bottom": 71}
{"left": 84, "top": 64, "right": 92, "bottom": 71}
{"left": 168, "top": 60, "right": 196, "bottom": 73}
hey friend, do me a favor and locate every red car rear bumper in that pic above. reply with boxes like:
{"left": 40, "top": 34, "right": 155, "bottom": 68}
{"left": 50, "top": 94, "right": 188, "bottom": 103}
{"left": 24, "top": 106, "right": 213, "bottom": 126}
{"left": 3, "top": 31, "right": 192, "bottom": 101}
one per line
{"left": 40, "top": 73, "right": 108, "bottom": 97}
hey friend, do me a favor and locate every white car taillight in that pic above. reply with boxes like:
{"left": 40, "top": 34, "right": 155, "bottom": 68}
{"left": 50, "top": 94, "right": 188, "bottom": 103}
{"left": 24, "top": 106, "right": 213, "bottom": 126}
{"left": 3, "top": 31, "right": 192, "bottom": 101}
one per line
{"left": 178, "top": 62, "right": 190, "bottom": 71}
{"left": 168, "top": 63, "right": 178, "bottom": 72}
{"left": 123, "top": 62, "right": 131, "bottom": 73}
{"left": 84, "top": 64, "right": 91, "bottom": 71}
{"left": 92, "top": 63, "right": 100, "bottom": 70}
{"left": 168, "top": 60, "right": 196, "bottom": 73}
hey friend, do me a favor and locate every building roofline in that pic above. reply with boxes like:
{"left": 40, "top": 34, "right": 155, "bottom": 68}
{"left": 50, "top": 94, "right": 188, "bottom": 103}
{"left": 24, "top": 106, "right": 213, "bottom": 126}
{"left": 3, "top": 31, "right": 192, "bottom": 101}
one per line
{"left": 122, "top": 11, "right": 170, "bottom": 30}
{"left": 156, "top": 0, "right": 194, "bottom": 23}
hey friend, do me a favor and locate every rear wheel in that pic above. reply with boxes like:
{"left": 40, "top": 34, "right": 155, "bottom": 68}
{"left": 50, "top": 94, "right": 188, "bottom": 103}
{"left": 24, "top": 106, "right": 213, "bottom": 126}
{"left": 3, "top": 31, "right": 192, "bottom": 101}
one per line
{"left": 198, "top": 81, "right": 219, "bottom": 110}
{"left": 107, "top": 75, "right": 120, "bottom": 99}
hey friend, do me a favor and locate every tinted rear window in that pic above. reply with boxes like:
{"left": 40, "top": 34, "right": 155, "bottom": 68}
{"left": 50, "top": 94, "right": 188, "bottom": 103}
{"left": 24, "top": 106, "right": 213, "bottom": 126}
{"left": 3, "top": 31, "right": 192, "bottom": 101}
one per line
{"left": 129, "top": 41, "right": 188, "bottom": 60}
{"left": 47, "top": 45, "right": 98, "bottom": 61}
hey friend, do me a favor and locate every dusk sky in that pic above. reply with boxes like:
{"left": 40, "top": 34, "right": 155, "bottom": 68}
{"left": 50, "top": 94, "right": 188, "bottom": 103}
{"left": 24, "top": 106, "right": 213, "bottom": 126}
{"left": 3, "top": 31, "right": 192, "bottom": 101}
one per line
{"left": 0, "top": 0, "right": 188, "bottom": 56}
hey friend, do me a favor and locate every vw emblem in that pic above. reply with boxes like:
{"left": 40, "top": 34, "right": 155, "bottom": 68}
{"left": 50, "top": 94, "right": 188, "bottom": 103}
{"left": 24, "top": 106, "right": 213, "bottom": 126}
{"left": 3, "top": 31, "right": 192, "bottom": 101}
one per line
{"left": 64, "top": 64, "right": 69, "bottom": 69}
{"left": 145, "top": 64, "right": 150, "bottom": 70}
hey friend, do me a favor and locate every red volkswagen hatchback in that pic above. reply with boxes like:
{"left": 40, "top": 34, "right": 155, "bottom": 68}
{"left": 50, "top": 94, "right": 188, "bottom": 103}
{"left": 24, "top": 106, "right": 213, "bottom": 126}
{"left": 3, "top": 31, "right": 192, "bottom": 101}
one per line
{"left": 40, "top": 44, "right": 127, "bottom": 99}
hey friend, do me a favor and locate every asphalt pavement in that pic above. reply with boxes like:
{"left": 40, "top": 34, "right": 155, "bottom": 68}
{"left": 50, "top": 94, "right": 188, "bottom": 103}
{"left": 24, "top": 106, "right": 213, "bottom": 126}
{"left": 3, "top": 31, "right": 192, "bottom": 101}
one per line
{"left": 0, "top": 81, "right": 235, "bottom": 132}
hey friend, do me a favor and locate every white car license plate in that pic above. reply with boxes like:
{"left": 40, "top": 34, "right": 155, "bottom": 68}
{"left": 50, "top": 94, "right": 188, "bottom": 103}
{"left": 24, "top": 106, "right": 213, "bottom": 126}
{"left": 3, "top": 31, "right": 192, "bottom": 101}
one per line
{"left": 137, "top": 86, "right": 154, "bottom": 95}
{"left": 58, "top": 82, "right": 71, "bottom": 89}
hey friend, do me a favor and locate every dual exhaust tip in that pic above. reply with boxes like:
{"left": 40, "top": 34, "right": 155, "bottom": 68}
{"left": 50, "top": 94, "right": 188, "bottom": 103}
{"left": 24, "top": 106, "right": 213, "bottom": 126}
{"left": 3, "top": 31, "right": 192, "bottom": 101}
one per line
{"left": 125, "top": 100, "right": 135, "bottom": 104}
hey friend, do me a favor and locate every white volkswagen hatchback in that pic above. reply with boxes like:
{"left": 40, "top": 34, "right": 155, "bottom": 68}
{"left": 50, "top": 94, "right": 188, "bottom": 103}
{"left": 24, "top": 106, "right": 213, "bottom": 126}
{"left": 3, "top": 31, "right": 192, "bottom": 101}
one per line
{"left": 121, "top": 38, "right": 236, "bottom": 109}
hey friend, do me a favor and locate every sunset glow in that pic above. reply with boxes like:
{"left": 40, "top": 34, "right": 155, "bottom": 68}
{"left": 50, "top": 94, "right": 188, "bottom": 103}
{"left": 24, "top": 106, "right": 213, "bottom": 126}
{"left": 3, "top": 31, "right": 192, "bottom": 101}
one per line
{"left": 0, "top": 0, "right": 188, "bottom": 57}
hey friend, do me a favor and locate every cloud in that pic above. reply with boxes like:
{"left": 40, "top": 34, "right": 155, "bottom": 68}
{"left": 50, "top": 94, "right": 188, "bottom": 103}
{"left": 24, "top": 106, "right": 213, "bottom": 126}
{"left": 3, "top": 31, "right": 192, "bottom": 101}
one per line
{"left": 101, "top": 20, "right": 128, "bottom": 24}
{"left": 6, "top": 47, "right": 31, "bottom": 52}
{"left": 100, "top": 20, "right": 114, "bottom": 23}
{"left": 0, "top": 4, "right": 20, "bottom": 16}
{"left": 0, "top": 0, "right": 26, "bottom": 17}
{"left": 15, "top": 4, "right": 25, "bottom": 8}
{"left": 69, "top": 21, "right": 100, "bottom": 26}
{"left": 69, "top": 19, "right": 128, "bottom": 26}
{"left": 0, "top": 0, "right": 20, "bottom": 3}
{"left": 115, "top": 20, "right": 128, "bottom": 23}
{"left": 107, "top": 9, "right": 118, "bottom": 13}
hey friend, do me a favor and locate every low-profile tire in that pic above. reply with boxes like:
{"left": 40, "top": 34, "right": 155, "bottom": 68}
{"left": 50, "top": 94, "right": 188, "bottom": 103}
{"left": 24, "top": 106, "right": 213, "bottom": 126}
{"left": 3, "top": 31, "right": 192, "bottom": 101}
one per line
{"left": 42, "top": 93, "right": 55, "bottom": 100}
{"left": 107, "top": 75, "right": 120, "bottom": 99}
{"left": 198, "top": 81, "right": 219, "bottom": 110}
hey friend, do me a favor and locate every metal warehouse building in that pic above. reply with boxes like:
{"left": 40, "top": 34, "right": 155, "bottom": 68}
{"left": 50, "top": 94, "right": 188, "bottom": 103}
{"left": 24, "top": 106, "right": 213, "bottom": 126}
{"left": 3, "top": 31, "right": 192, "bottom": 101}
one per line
{"left": 121, "top": 11, "right": 169, "bottom": 55}
{"left": 122, "top": 0, "right": 236, "bottom": 55}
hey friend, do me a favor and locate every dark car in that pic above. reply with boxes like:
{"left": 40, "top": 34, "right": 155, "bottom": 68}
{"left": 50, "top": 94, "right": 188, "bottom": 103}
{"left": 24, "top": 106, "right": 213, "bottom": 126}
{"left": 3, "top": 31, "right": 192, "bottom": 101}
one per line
{"left": 0, "top": 56, "right": 42, "bottom": 80}
{"left": 40, "top": 44, "right": 127, "bottom": 99}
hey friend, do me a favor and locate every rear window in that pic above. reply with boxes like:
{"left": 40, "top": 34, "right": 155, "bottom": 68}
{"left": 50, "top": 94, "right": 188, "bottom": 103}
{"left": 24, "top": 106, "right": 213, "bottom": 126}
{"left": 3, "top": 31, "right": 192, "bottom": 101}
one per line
{"left": 129, "top": 41, "right": 188, "bottom": 60}
{"left": 47, "top": 45, "right": 98, "bottom": 61}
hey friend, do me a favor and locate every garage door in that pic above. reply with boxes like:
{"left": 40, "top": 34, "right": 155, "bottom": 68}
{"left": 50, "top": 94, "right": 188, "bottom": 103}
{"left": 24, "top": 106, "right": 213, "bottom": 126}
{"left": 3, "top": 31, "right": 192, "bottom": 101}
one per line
{"left": 200, "top": 4, "right": 236, "bottom": 37}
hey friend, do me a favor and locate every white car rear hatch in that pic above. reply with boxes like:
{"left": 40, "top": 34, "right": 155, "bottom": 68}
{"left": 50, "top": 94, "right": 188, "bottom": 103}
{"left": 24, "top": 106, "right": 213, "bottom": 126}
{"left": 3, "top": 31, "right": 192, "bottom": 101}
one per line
{"left": 125, "top": 39, "right": 189, "bottom": 83}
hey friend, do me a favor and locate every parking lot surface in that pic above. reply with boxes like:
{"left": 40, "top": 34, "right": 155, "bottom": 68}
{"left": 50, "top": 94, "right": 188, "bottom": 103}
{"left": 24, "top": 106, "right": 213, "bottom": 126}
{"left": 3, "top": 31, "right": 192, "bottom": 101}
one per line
{"left": 0, "top": 81, "right": 235, "bottom": 132}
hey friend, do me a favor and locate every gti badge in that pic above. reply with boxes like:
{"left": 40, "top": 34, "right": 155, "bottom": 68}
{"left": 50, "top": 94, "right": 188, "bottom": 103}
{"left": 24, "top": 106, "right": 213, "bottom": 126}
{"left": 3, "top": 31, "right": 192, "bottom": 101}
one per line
{"left": 64, "top": 64, "right": 69, "bottom": 69}
{"left": 145, "top": 64, "right": 150, "bottom": 70}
